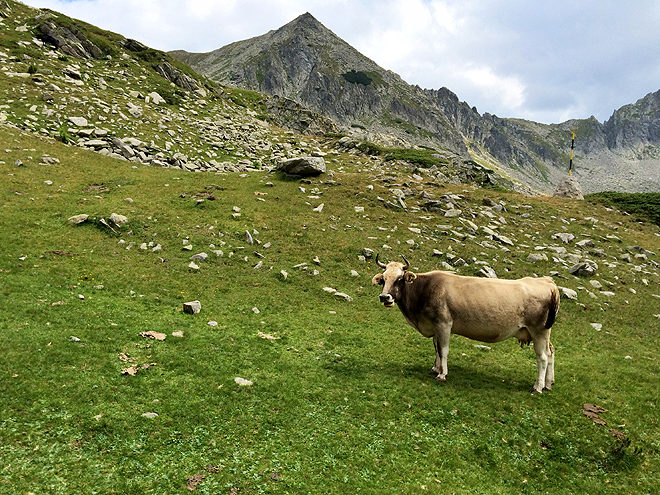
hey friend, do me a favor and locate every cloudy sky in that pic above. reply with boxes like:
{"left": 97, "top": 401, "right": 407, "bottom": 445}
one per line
{"left": 22, "top": 0, "right": 660, "bottom": 124}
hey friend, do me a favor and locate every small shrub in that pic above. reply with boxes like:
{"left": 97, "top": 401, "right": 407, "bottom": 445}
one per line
{"left": 57, "top": 126, "right": 73, "bottom": 144}
{"left": 343, "top": 70, "right": 372, "bottom": 86}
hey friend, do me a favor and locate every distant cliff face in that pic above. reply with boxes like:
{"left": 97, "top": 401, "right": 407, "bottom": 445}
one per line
{"left": 172, "top": 14, "right": 660, "bottom": 193}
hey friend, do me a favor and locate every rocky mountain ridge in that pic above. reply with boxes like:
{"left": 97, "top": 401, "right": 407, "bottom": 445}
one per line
{"left": 1, "top": 1, "right": 503, "bottom": 193}
{"left": 172, "top": 13, "right": 660, "bottom": 194}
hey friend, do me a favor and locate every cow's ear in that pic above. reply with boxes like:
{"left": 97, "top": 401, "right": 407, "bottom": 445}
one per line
{"left": 404, "top": 271, "right": 417, "bottom": 283}
{"left": 372, "top": 273, "right": 384, "bottom": 285}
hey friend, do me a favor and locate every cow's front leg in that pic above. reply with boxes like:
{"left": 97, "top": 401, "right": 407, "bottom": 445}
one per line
{"left": 432, "top": 324, "right": 451, "bottom": 382}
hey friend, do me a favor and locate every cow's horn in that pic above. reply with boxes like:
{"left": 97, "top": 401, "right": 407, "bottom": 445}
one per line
{"left": 375, "top": 253, "right": 387, "bottom": 269}
{"left": 401, "top": 255, "right": 410, "bottom": 270}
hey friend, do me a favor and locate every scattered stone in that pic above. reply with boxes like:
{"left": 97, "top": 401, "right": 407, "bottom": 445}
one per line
{"left": 183, "top": 300, "right": 201, "bottom": 314}
{"left": 559, "top": 287, "right": 578, "bottom": 300}
{"left": 527, "top": 253, "right": 548, "bottom": 263}
{"left": 351, "top": 270, "right": 359, "bottom": 277}
{"left": 190, "top": 252, "right": 208, "bottom": 262}
{"left": 68, "top": 214, "right": 89, "bottom": 225}
{"left": 244, "top": 230, "right": 254, "bottom": 245}
{"left": 188, "top": 261, "right": 200, "bottom": 270}
{"left": 553, "top": 232, "right": 575, "bottom": 244}
{"left": 576, "top": 239, "right": 595, "bottom": 248}
{"left": 280, "top": 270, "right": 288, "bottom": 280}
{"left": 590, "top": 323, "right": 603, "bottom": 331}
{"left": 252, "top": 307, "right": 260, "bottom": 314}
{"left": 569, "top": 260, "right": 598, "bottom": 277}
{"left": 474, "top": 345, "right": 491, "bottom": 351}
{"left": 234, "top": 377, "right": 253, "bottom": 386}
{"left": 323, "top": 287, "right": 337, "bottom": 294}
{"left": 109, "top": 213, "right": 128, "bottom": 226}
{"left": 141, "top": 412, "right": 159, "bottom": 419}
{"left": 172, "top": 331, "right": 184, "bottom": 337}
{"left": 68, "top": 116, "right": 88, "bottom": 127}
{"left": 140, "top": 331, "right": 166, "bottom": 341}
{"left": 478, "top": 266, "right": 498, "bottom": 278}
{"left": 335, "top": 292, "right": 353, "bottom": 302}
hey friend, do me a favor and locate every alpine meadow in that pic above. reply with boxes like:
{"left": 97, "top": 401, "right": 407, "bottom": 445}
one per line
{"left": 1, "top": 1, "right": 659, "bottom": 494}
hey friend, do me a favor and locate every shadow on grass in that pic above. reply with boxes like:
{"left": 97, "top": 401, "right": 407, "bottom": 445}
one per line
{"left": 325, "top": 357, "right": 533, "bottom": 394}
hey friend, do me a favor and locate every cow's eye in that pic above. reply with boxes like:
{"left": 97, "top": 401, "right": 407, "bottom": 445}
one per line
{"left": 379, "top": 278, "right": 385, "bottom": 285}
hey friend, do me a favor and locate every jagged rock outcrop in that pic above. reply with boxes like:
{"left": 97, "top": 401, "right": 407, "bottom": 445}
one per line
{"left": 36, "top": 19, "right": 104, "bottom": 60}
{"left": 153, "top": 62, "right": 200, "bottom": 92}
{"left": 265, "top": 95, "right": 339, "bottom": 135}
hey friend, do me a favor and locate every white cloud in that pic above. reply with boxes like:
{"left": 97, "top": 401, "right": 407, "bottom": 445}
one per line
{"left": 459, "top": 65, "right": 526, "bottom": 112}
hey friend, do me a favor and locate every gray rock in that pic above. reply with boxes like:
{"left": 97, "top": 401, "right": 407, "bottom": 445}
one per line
{"left": 553, "top": 176, "right": 584, "bottom": 200}
{"left": 244, "top": 230, "right": 254, "bottom": 245}
{"left": 109, "top": 213, "right": 128, "bottom": 226}
{"left": 68, "top": 116, "right": 88, "bottom": 127}
{"left": 569, "top": 260, "right": 598, "bottom": 277}
{"left": 444, "top": 209, "right": 462, "bottom": 218}
{"left": 278, "top": 156, "right": 326, "bottom": 176}
{"left": 361, "top": 248, "right": 374, "bottom": 259}
{"left": 559, "top": 287, "right": 578, "bottom": 300}
{"left": 334, "top": 292, "right": 353, "bottom": 302}
{"left": 183, "top": 300, "right": 201, "bottom": 314}
{"left": 190, "top": 252, "right": 208, "bottom": 262}
{"left": 154, "top": 62, "right": 200, "bottom": 92}
{"left": 478, "top": 266, "right": 498, "bottom": 278}
{"left": 68, "top": 214, "right": 89, "bottom": 225}
{"left": 576, "top": 239, "right": 595, "bottom": 248}
{"left": 553, "top": 232, "right": 575, "bottom": 244}
{"left": 147, "top": 91, "right": 166, "bottom": 105}
{"left": 527, "top": 253, "right": 548, "bottom": 263}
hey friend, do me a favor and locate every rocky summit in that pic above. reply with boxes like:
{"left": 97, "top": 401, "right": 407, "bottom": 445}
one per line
{"left": 172, "top": 13, "right": 660, "bottom": 194}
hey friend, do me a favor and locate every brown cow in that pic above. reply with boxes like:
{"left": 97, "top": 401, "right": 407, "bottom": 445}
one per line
{"left": 372, "top": 256, "right": 560, "bottom": 394}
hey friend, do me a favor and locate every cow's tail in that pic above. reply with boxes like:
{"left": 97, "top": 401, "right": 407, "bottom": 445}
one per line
{"left": 545, "top": 284, "right": 560, "bottom": 329}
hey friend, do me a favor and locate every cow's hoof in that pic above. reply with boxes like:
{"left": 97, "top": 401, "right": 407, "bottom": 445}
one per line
{"left": 435, "top": 375, "right": 447, "bottom": 383}
{"left": 530, "top": 387, "right": 542, "bottom": 395}
{"left": 543, "top": 384, "right": 552, "bottom": 392}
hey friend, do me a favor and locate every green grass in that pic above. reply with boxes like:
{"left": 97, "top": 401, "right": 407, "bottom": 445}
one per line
{"left": 1, "top": 125, "right": 660, "bottom": 494}
{"left": 587, "top": 192, "right": 660, "bottom": 227}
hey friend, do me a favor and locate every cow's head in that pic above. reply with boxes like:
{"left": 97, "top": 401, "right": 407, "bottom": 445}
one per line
{"left": 372, "top": 254, "right": 417, "bottom": 307}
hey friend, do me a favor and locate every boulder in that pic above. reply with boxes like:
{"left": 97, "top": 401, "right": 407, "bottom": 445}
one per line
{"left": 569, "top": 260, "right": 598, "bottom": 277}
{"left": 278, "top": 156, "right": 326, "bottom": 176}
{"left": 183, "top": 300, "right": 201, "bottom": 314}
{"left": 553, "top": 176, "right": 584, "bottom": 200}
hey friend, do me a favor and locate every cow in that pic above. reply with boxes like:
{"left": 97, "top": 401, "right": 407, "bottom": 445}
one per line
{"left": 372, "top": 255, "right": 560, "bottom": 394}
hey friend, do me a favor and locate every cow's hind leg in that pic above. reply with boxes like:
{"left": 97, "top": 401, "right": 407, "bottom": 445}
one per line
{"left": 544, "top": 341, "right": 555, "bottom": 390}
{"left": 431, "top": 323, "right": 451, "bottom": 382}
{"left": 531, "top": 331, "right": 552, "bottom": 394}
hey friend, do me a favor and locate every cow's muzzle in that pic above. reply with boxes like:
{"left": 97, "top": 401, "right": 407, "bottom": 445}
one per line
{"left": 379, "top": 294, "right": 395, "bottom": 307}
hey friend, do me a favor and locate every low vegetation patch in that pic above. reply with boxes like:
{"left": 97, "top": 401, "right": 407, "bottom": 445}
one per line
{"left": 587, "top": 191, "right": 660, "bottom": 226}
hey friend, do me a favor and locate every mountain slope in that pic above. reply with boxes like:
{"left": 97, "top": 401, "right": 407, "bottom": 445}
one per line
{"left": 172, "top": 13, "right": 660, "bottom": 194}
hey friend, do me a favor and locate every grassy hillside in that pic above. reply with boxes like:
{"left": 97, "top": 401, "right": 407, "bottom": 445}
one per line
{"left": 1, "top": 1, "right": 660, "bottom": 493}
{"left": 2, "top": 123, "right": 660, "bottom": 494}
